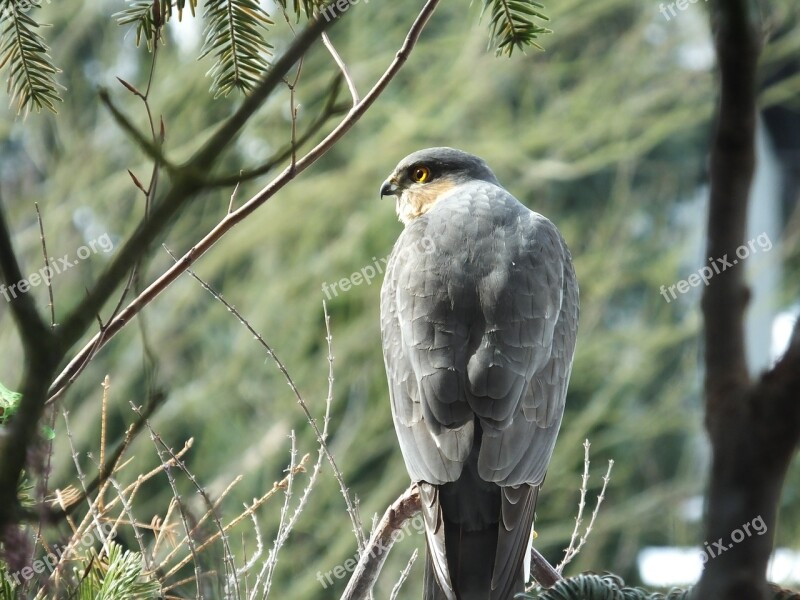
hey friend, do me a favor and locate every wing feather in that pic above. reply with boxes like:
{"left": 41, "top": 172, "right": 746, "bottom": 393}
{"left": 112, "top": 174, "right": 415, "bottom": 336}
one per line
{"left": 380, "top": 179, "right": 579, "bottom": 598}
{"left": 491, "top": 485, "right": 538, "bottom": 599}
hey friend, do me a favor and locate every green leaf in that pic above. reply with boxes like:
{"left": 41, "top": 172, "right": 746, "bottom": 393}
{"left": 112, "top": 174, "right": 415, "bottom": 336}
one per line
{"left": 482, "top": 0, "right": 551, "bottom": 56}
{"left": 0, "top": 0, "right": 63, "bottom": 115}
{"left": 76, "top": 542, "right": 160, "bottom": 599}
{"left": 114, "top": 0, "right": 200, "bottom": 50}
{"left": 114, "top": 1, "right": 161, "bottom": 50}
{"left": 274, "top": 0, "right": 327, "bottom": 22}
{"left": 199, "top": 0, "right": 274, "bottom": 98}
{"left": 0, "top": 380, "right": 21, "bottom": 424}
{"left": 0, "top": 561, "right": 20, "bottom": 599}
{"left": 0, "top": 382, "right": 54, "bottom": 439}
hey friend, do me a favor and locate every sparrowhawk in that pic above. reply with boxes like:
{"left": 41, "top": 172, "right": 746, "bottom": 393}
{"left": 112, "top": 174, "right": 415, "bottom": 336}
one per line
{"left": 379, "top": 147, "right": 579, "bottom": 600}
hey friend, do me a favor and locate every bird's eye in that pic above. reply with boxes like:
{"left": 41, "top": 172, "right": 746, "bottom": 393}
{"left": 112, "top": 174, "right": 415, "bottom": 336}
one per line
{"left": 410, "top": 166, "right": 431, "bottom": 183}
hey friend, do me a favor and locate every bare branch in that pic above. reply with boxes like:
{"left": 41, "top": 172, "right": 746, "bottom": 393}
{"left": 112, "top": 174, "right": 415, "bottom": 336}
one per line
{"left": 389, "top": 548, "right": 418, "bottom": 600}
{"left": 322, "top": 31, "right": 359, "bottom": 105}
{"left": 558, "top": 439, "right": 591, "bottom": 573}
{"left": 0, "top": 4, "right": 352, "bottom": 528}
{"left": 341, "top": 485, "right": 421, "bottom": 600}
{"left": 253, "top": 432, "right": 298, "bottom": 598}
{"left": 46, "top": 0, "right": 442, "bottom": 450}
{"left": 170, "top": 255, "right": 367, "bottom": 551}
{"left": 0, "top": 195, "right": 52, "bottom": 348}
{"left": 34, "top": 202, "right": 55, "bottom": 329}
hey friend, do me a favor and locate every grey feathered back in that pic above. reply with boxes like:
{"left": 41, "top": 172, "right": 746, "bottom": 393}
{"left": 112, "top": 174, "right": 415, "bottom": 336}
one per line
{"left": 380, "top": 155, "right": 578, "bottom": 600}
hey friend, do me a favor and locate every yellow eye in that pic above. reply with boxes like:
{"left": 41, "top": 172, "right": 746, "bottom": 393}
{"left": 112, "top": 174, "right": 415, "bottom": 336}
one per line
{"left": 410, "top": 166, "right": 431, "bottom": 183}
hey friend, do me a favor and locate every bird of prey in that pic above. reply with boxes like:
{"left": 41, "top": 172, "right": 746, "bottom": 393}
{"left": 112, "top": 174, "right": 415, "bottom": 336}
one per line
{"left": 379, "top": 148, "right": 579, "bottom": 600}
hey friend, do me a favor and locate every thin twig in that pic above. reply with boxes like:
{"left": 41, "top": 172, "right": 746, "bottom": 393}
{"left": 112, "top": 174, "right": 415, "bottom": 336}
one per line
{"left": 160, "top": 455, "right": 310, "bottom": 588}
{"left": 322, "top": 31, "right": 359, "bottom": 105}
{"left": 34, "top": 202, "right": 55, "bottom": 328}
{"left": 247, "top": 302, "right": 338, "bottom": 598}
{"left": 153, "top": 497, "right": 180, "bottom": 560}
{"left": 235, "top": 509, "right": 263, "bottom": 583}
{"left": 35, "top": 393, "right": 164, "bottom": 522}
{"left": 131, "top": 404, "right": 204, "bottom": 599}
{"left": 227, "top": 181, "right": 241, "bottom": 214}
{"left": 61, "top": 409, "right": 111, "bottom": 549}
{"left": 558, "top": 439, "right": 591, "bottom": 572}
{"left": 206, "top": 78, "right": 347, "bottom": 189}
{"left": 30, "top": 200, "right": 56, "bottom": 572}
{"left": 54, "top": 438, "right": 193, "bottom": 528}
{"left": 389, "top": 548, "right": 418, "bottom": 600}
{"left": 340, "top": 485, "right": 421, "bottom": 600}
{"left": 168, "top": 252, "right": 367, "bottom": 553}
{"left": 556, "top": 452, "right": 614, "bottom": 574}
{"left": 99, "top": 375, "right": 109, "bottom": 490}
{"left": 252, "top": 432, "right": 299, "bottom": 598}
{"left": 287, "top": 57, "right": 304, "bottom": 175}
{"left": 159, "top": 428, "right": 241, "bottom": 598}
{"left": 99, "top": 472, "right": 150, "bottom": 568}
{"left": 154, "top": 474, "right": 243, "bottom": 571}
{"left": 0, "top": 193, "right": 50, "bottom": 344}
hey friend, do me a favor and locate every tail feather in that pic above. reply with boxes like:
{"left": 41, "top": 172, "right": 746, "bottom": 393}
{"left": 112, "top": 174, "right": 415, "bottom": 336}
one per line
{"left": 423, "top": 526, "right": 499, "bottom": 600}
{"left": 423, "top": 552, "right": 451, "bottom": 600}
{"left": 419, "top": 483, "right": 456, "bottom": 600}
{"left": 491, "top": 485, "right": 538, "bottom": 599}
{"left": 420, "top": 480, "right": 539, "bottom": 600}
{"left": 419, "top": 419, "right": 540, "bottom": 600}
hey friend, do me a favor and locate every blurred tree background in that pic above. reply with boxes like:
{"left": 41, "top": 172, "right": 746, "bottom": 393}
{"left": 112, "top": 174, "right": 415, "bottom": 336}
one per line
{"left": 0, "top": 0, "right": 799, "bottom": 598}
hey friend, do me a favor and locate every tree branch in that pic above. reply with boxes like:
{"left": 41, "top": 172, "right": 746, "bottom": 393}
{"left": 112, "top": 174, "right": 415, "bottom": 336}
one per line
{"left": 55, "top": 6, "right": 346, "bottom": 354}
{"left": 341, "top": 485, "right": 562, "bottom": 599}
{"left": 0, "top": 197, "right": 52, "bottom": 350}
{"left": 47, "top": 0, "right": 442, "bottom": 404}
{"left": 0, "top": 3, "right": 350, "bottom": 531}
{"left": 341, "top": 486, "right": 420, "bottom": 600}
{"left": 695, "top": 2, "right": 800, "bottom": 599}
{"left": 205, "top": 75, "right": 348, "bottom": 188}
{"left": 701, "top": 0, "right": 759, "bottom": 412}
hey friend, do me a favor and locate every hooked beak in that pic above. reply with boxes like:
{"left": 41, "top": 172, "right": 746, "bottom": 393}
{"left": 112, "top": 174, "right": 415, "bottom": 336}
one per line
{"left": 380, "top": 178, "right": 399, "bottom": 198}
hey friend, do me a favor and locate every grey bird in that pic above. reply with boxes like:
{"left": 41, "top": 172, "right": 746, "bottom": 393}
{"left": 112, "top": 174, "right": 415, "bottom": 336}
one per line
{"left": 378, "top": 148, "right": 579, "bottom": 600}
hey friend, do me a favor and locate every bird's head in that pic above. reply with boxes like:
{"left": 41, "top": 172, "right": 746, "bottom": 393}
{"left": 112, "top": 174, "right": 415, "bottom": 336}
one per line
{"left": 380, "top": 147, "right": 500, "bottom": 225}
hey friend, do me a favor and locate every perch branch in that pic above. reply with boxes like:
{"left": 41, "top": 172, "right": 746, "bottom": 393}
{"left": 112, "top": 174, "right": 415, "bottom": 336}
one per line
{"left": 341, "top": 484, "right": 563, "bottom": 599}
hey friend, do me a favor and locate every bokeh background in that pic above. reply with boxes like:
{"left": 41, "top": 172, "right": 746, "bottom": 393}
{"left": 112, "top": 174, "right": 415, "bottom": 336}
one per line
{"left": 1, "top": 0, "right": 799, "bottom": 597}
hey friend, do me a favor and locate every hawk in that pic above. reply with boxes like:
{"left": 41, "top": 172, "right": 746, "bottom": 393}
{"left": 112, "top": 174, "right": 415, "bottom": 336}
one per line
{"left": 379, "top": 148, "right": 579, "bottom": 600}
